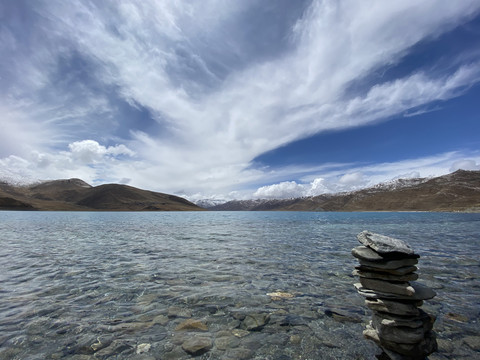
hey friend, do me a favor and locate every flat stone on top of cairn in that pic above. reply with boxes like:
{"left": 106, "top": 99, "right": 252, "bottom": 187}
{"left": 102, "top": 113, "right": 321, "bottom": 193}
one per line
{"left": 352, "top": 231, "right": 437, "bottom": 360}
{"left": 357, "top": 231, "right": 419, "bottom": 257}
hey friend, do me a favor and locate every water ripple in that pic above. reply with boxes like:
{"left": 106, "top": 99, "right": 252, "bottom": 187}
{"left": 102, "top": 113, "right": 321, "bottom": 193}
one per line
{"left": 0, "top": 211, "right": 479, "bottom": 359}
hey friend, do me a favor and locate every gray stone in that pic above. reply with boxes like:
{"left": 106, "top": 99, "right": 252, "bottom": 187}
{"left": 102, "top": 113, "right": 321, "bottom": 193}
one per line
{"left": 373, "top": 319, "right": 426, "bottom": 344}
{"left": 353, "top": 269, "right": 418, "bottom": 282}
{"left": 383, "top": 331, "right": 438, "bottom": 358}
{"left": 352, "top": 246, "right": 385, "bottom": 262}
{"left": 359, "top": 278, "right": 415, "bottom": 296}
{"left": 224, "top": 347, "right": 254, "bottom": 360}
{"left": 324, "top": 309, "right": 362, "bottom": 323}
{"left": 365, "top": 298, "right": 421, "bottom": 316}
{"left": 354, "top": 282, "right": 436, "bottom": 300}
{"left": 356, "top": 265, "right": 417, "bottom": 276}
{"left": 181, "top": 336, "right": 212, "bottom": 356}
{"left": 363, "top": 324, "right": 437, "bottom": 358}
{"left": 277, "top": 314, "right": 308, "bottom": 326}
{"left": 408, "top": 282, "right": 436, "bottom": 300}
{"left": 168, "top": 306, "right": 192, "bottom": 318}
{"left": 163, "top": 345, "right": 188, "bottom": 360}
{"left": 102, "top": 321, "right": 150, "bottom": 333}
{"left": 289, "top": 335, "right": 302, "bottom": 344}
{"left": 357, "top": 231, "right": 417, "bottom": 257}
{"left": 241, "top": 313, "right": 270, "bottom": 331}
{"left": 436, "top": 338, "right": 455, "bottom": 353}
{"left": 358, "top": 257, "right": 418, "bottom": 270}
{"left": 365, "top": 299, "right": 423, "bottom": 316}
{"left": 151, "top": 314, "right": 169, "bottom": 326}
{"left": 380, "top": 348, "right": 412, "bottom": 360}
{"left": 171, "top": 333, "right": 188, "bottom": 346}
{"left": 464, "top": 335, "right": 480, "bottom": 350}
{"left": 94, "top": 339, "right": 134, "bottom": 357}
{"left": 215, "top": 336, "right": 241, "bottom": 350}
{"left": 373, "top": 310, "right": 435, "bottom": 331}
{"left": 381, "top": 348, "right": 417, "bottom": 360}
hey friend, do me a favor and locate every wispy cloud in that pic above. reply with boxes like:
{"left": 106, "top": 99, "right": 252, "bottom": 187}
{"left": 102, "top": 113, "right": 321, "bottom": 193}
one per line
{"left": 1, "top": 1, "right": 480, "bottom": 197}
{"left": 403, "top": 105, "right": 443, "bottom": 118}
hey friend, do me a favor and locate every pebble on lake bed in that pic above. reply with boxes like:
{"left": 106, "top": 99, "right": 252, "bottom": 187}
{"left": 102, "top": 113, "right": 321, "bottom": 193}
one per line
{"left": 136, "top": 343, "right": 151, "bottom": 354}
{"left": 353, "top": 230, "right": 438, "bottom": 360}
{"left": 266, "top": 291, "right": 295, "bottom": 300}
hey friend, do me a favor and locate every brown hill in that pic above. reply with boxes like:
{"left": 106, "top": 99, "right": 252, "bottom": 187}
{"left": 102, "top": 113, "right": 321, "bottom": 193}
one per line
{"left": 210, "top": 170, "right": 480, "bottom": 212}
{"left": 0, "top": 178, "right": 203, "bottom": 211}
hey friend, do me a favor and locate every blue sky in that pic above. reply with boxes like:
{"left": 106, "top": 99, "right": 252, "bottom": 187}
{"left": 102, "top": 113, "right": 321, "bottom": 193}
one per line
{"left": 1, "top": 1, "right": 480, "bottom": 200}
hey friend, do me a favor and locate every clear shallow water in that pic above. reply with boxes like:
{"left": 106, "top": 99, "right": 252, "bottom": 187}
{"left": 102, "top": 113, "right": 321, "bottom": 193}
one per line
{"left": 0, "top": 211, "right": 479, "bottom": 359}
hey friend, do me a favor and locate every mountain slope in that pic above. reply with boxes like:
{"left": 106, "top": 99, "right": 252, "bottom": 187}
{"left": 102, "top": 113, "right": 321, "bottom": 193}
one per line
{"left": 209, "top": 170, "right": 480, "bottom": 212}
{"left": 0, "top": 179, "right": 203, "bottom": 211}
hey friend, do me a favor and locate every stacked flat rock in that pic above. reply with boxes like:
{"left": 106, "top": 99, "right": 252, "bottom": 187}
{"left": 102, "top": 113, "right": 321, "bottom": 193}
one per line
{"left": 352, "top": 231, "right": 437, "bottom": 360}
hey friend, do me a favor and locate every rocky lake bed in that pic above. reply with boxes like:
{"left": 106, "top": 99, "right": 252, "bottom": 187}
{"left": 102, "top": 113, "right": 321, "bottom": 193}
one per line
{"left": 0, "top": 211, "right": 479, "bottom": 359}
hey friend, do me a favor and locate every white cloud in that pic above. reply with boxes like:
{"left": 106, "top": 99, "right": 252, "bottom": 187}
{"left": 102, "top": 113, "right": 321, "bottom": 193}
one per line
{"left": 0, "top": 140, "right": 134, "bottom": 185}
{"left": 339, "top": 172, "right": 365, "bottom": 186}
{"left": 1, "top": 1, "right": 480, "bottom": 197}
{"left": 68, "top": 140, "right": 134, "bottom": 164}
{"left": 450, "top": 159, "right": 480, "bottom": 172}
{"left": 68, "top": 140, "right": 107, "bottom": 164}
{"left": 254, "top": 181, "right": 308, "bottom": 199}
{"left": 251, "top": 151, "right": 480, "bottom": 199}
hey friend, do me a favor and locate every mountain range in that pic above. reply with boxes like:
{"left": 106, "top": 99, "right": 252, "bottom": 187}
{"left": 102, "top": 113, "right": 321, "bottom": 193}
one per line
{"left": 1, "top": 170, "right": 479, "bottom": 212}
{"left": 208, "top": 170, "right": 480, "bottom": 212}
{"left": 0, "top": 178, "right": 203, "bottom": 211}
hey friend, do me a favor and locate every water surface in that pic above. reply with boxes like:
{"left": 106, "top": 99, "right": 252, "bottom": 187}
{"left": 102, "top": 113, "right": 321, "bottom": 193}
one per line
{"left": 0, "top": 211, "right": 479, "bottom": 359}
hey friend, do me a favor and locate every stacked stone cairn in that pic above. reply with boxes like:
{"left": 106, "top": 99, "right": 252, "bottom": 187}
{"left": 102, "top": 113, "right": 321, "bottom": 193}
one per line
{"left": 352, "top": 231, "right": 437, "bottom": 360}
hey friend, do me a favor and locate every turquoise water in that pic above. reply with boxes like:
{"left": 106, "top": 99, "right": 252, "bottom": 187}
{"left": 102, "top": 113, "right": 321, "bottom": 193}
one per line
{"left": 0, "top": 211, "right": 479, "bottom": 359}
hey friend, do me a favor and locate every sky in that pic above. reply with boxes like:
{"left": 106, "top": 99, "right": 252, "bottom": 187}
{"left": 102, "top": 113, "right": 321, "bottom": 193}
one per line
{"left": 1, "top": 0, "right": 480, "bottom": 201}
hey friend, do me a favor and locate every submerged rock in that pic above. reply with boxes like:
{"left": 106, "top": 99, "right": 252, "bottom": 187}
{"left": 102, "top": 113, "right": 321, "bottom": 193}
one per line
{"left": 181, "top": 336, "right": 212, "bottom": 356}
{"left": 94, "top": 339, "right": 134, "bottom": 357}
{"left": 151, "top": 314, "right": 169, "bottom": 326}
{"left": 464, "top": 335, "right": 480, "bottom": 351}
{"left": 241, "top": 313, "right": 270, "bottom": 331}
{"left": 175, "top": 318, "right": 208, "bottom": 332}
{"left": 224, "top": 347, "right": 254, "bottom": 360}
{"left": 215, "top": 335, "right": 241, "bottom": 350}
{"left": 324, "top": 309, "right": 362, "bottom": 323}
{"left": 278, "top": 314, "right": 309, "bottom": 326}
{"left": 168, "top": 306, "right": 192, "bottom": 318}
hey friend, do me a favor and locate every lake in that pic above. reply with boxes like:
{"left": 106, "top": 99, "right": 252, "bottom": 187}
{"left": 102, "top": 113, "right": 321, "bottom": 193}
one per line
{"left": 0, "top": 211, "right": 479, "bottom": 359}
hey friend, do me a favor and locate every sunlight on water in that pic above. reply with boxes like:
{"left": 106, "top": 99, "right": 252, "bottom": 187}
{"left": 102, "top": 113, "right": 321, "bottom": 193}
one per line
{"left": 0, "top": 211, "right": 479, "bottom": 359}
